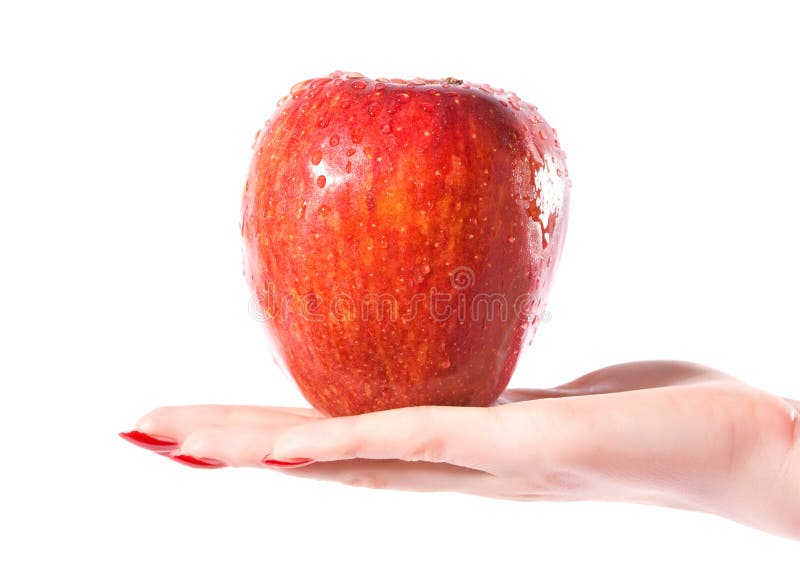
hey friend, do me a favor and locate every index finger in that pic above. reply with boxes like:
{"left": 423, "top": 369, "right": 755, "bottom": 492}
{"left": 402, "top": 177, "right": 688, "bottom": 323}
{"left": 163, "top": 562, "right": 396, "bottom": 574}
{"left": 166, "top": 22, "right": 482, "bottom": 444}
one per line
{"left": 270, "top": 405, "right": 503, "bottom": 472}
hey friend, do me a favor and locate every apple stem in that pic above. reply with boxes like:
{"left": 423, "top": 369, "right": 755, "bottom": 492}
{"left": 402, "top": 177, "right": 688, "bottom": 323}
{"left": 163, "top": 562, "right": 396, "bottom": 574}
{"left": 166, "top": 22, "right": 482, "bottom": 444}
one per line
{"left": 441, "top": 77, "right": 463, "bottom": 85}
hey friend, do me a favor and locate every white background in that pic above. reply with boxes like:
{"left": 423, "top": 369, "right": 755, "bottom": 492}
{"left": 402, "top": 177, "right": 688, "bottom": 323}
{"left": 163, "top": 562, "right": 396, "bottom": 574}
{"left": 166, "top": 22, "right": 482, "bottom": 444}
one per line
{"left": 1, "top": 0, "right": 798, "bottom": 583}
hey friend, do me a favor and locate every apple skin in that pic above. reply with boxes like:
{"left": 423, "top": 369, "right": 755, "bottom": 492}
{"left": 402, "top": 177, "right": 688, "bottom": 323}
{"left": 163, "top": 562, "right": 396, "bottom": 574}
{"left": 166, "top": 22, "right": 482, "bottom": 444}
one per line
{"left": 242, "top": 72, "right": 569, "bottom": 416}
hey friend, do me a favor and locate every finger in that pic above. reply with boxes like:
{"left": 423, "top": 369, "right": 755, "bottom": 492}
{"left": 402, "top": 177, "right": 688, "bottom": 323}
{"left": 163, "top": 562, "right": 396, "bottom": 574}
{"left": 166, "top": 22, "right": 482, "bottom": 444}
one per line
{"left": 175, "top": 423, "right": 498, "bottom": 497}
{"left": 281, "top": 459, "right": 495, "bottom": 495}
{"left": 270, "top": 405, "right": 502, "bottom": 472}
{"left": 177, "top": 422, "right": 303, "bottom": 467}
{"left": 127, "top": 405, "right": 322, "bottom": 445}
{"left": 175, "top": 421, "right": 494, "bottom": 492}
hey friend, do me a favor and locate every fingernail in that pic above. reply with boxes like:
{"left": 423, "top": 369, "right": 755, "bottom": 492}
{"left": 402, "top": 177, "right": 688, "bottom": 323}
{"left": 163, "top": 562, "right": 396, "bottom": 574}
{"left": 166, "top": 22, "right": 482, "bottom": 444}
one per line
{"left": 168, "top": 453, "right": 227, "bottom": 469}
{"left": 119, "top": 430, "right": 180, "bottom": 452}
{"left": 261, "top": 456, "right": 315, "bottom": 468}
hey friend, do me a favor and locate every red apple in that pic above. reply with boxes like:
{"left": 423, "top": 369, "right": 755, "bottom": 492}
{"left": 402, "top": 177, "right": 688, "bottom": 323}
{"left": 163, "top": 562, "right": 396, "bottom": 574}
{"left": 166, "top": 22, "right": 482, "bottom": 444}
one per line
{"left": 242, "top": 72, "right": 569, "bottom": 416}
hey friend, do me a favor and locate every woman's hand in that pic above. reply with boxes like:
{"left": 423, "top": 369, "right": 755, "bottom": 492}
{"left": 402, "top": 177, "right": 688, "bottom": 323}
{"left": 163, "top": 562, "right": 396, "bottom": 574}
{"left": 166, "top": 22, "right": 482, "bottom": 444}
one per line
{"left": 121, "top": 361, "right": 800, "bottom": 539}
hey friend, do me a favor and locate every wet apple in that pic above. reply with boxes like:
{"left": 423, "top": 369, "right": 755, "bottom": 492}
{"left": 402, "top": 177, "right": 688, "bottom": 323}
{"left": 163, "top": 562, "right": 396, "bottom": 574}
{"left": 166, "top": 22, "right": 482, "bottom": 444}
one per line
{"left": 242, "top": 72, "right": 569, "bottom": 416}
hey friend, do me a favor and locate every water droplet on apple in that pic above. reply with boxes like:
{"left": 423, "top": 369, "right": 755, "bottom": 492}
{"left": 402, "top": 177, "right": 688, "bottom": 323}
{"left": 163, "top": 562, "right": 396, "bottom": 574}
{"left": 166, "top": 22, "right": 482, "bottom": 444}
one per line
{"left": 317, "top": 115, "right": 331, "bottom": 128}
{"left": 421, "top": 102, "right": 435, "bottom": 112}
{"left": 508, "top": 236, "right": 516, "bottom": 244}
{"left": 345, "top": 147, "right": 356, "bottom": 156}
{"left": 396, "top": 92, "right": 410, "bottom": 103}
{"left": 318, "top": 205, "right": 331, "bottom": 217}
{"left": 346, "top": 72, "right": 365, "bottom": 79}
{"left": 341, "top": 98, "right": 351, "bottom": 109}
{"left": 368, "top": 102, "right": 382, "bottom": 116}
{"left": 310, "top": 77, "right": 331, "bottom": 89}
{"left": 291, "top": 79, "right": 311, "bottom": 94}
{"left": 538, "top": 129, "right": 547, "bottom": 139}
{"left": 380, "top": 123, "right": 392, "bottom": 134}
{"left": 317, "top": 175, "right": 327, "bottom": 188}
{"left": 311, "top": 150, "right": 323, "bottom": 165}
{"left": 438, "top": 357, "right": 451, "bottom": 369}
{"left": 374, "top": 82, "right": 387, "bottom": 91}
{"left": 329, "top": 134, "right": 340, "bottom": 146}
{"left": 421, "top": 263, "right": 431, "bottom": 274}
{"left": 345, "top": 161, "right": 352, "bottom": 173}
{"left": 351, "top": 80, "right": 367, "bottom": 90}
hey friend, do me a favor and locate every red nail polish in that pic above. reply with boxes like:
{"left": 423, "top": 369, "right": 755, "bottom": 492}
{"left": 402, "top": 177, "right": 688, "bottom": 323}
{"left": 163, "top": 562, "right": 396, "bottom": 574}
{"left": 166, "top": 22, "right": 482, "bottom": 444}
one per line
{"left": 119, "top": 430, "right": 179, "bottom": 452}
{"left": 168, "top": 453, "right": 227, "bottom": 469}
{"left": 261, "top": 457, "right": 315, "bottom": 468}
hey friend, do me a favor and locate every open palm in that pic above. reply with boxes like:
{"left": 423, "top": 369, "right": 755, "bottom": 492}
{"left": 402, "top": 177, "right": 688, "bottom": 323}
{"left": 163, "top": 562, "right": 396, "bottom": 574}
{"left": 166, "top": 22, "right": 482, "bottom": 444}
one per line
{"left": 121, "top": 361, "right": 800, "bottom": 539}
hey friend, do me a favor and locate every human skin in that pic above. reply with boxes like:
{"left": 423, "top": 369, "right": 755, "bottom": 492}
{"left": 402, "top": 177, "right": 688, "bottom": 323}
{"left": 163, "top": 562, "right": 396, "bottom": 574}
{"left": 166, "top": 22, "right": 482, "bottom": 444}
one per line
{"left": 121, "top": 361, "right": 800, "bottom": 540}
